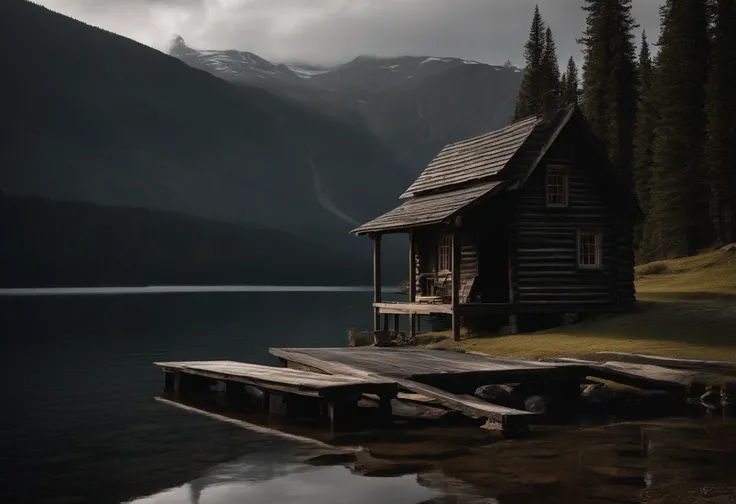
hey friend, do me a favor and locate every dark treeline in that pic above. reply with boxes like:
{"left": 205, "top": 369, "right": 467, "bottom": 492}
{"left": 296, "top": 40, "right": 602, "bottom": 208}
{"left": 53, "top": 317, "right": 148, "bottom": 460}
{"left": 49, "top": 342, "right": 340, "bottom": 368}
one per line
{"left": 515, "top": 1, "right": 736, "bottom": 262}
{"left": 0, "top": 193, "right": 373, "bottom": 288}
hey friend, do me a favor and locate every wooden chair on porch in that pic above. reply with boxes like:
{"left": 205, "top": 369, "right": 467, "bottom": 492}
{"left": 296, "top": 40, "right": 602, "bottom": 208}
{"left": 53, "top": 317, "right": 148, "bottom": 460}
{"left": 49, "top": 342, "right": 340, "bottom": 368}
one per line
{"left": 415, "top": 272, "right": 445, "bottom": 304}
{"left": 415, "top": 273, "right": 477, "bottom": 305}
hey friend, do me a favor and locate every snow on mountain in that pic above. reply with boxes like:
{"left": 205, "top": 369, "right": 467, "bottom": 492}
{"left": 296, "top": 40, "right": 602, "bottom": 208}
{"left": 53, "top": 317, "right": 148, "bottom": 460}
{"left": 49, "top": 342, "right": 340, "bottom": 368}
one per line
{"left": 169, "top": 35, "right": 302, "bottom": 85}
{"left": 168, "top": 37, "right": 522, "bottom": 93}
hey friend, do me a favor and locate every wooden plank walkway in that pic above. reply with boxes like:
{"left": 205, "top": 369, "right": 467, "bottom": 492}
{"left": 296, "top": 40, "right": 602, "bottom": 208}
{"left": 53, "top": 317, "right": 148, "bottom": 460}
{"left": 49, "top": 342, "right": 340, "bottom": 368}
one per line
{"left": 269, "top": 347, "right": 582, "bottom": 430}
{"left": 582, "top": 352, "right": 736, "bottom": 376}
{"left": 269, "top": 347, "right": 584, "bottom": 383}
{"left": 393, "top": 378, "right": 534, "bottom": 430}
{"left": 548, "top": 358, "right": 693, "bottom": 393}
{"left": 154, "top": 360, "right": 398, "bottom": 399}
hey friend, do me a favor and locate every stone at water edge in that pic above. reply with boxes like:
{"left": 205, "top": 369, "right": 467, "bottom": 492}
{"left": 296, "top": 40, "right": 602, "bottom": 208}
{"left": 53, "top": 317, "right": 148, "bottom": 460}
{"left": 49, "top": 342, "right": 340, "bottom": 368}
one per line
{"left": 524, "top": 394, "right": 555, "bottom": 414}
{"left": 475, "top": 384, "right": 520, "bottom": 407}
{"left": 580, "top": 383, "right": 616, "bottom": 404}
{"left": 700, "top": 385, "right": 721, "bottom": 410}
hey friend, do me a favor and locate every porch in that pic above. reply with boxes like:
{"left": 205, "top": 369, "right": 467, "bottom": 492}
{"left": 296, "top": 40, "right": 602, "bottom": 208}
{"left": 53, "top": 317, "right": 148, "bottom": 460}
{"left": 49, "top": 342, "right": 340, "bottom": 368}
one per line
{"left": 373, "top": 302, "right": 514, "bottom": 316}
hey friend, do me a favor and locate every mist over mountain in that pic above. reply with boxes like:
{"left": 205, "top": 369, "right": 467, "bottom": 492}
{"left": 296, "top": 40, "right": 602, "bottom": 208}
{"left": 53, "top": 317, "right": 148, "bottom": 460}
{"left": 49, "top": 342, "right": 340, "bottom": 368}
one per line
{"left": 169, "top": 36, "right": 525, "bottom": 172}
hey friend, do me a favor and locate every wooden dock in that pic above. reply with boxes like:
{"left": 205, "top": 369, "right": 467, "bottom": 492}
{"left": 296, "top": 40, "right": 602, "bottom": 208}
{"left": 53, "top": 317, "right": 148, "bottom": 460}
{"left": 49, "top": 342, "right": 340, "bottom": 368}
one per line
{"left": 269, "top": 347, "right": 584, "bottom": 385}
{"left": 269, "top": 347, "right": 586, "bottom": 431}
{"left": 154, "top": 360, "right": 398, "bottom": 429}
{"left": 153, "top": 347, "right": 711, "bottom": 436}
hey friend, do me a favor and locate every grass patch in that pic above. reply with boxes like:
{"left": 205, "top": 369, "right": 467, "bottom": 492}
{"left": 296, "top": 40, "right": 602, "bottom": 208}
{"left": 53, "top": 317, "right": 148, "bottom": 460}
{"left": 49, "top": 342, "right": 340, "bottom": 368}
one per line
{"left": 635, "top": 248, "right": 736, "bottom": 300}
{"left": 416, "top": 248, "right": 736, "bottom": 362}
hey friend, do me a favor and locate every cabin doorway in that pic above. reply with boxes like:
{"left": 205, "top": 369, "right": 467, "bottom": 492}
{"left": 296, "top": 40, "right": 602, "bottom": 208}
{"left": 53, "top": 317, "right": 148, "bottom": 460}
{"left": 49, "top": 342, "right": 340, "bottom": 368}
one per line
{"left": 478, "top": 229, "right": 510, "bottom": 302}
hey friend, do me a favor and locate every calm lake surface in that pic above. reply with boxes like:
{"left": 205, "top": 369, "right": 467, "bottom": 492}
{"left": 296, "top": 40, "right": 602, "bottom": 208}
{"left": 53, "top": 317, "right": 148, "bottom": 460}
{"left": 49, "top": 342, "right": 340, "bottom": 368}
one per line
{"left": 3, "top": 288, "right": 736, "bottom": 504}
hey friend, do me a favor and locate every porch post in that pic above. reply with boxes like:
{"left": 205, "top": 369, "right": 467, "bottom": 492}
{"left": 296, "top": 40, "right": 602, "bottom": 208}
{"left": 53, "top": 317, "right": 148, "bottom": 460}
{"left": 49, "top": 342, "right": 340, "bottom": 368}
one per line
{"left": 451, "top": 228, "right": 462, "bottom": 342}
{"left": 408, "top": 229, "right": 417, "bottom": 338}
{"left": 372, "top": 234, "right": 382, "bottom": 332}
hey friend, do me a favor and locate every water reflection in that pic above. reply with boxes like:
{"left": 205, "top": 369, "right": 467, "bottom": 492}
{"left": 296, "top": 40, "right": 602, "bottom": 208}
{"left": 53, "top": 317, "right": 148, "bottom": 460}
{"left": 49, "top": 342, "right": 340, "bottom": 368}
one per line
{"left": 151, "top": 394, "right": 736, "bottom": 504}
{"left": 127, "top": 463, "right": 440, "bottom": 504}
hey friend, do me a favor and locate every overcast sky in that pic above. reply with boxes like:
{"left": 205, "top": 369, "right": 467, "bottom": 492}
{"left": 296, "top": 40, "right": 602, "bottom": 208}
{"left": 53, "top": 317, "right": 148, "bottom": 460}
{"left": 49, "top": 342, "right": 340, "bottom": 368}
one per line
{"left": 37, "top": 0, "right": 662, "bottom": 66}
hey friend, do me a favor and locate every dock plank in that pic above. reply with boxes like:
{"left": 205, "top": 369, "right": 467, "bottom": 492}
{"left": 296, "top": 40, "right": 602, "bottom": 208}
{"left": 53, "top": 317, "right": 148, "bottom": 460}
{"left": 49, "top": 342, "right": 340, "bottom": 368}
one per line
{"left": 154, "top": 360, "right": 398, "bottom": 398}
{"left": 583, "top": 352, "right": 736, "bottom": 376}
{"left": 393, "top": 378, "right": 533, "bottom": 429}
{"left": 269, "top": 347, "right": 583, "bottom": 383}
{"left": 268, "top": 347, "right": 572, "bottom": 429}
{"left": 548, "top": 358, "right": 692, "bottom": 392}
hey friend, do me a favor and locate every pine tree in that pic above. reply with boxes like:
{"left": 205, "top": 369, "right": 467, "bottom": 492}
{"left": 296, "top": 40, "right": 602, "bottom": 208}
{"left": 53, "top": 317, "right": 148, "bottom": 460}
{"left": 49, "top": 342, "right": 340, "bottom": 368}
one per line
{"left": 649, "top": 0, "right": 712, "bottom": 257}
{"left": 514, "top": 6, "right": 548, "bottom": 119}
{"left": 705, "top": 0, "right": 736, "bottom": 243}
{"left": 562, "top": 56, "right": 580, "bottom": 105}
{"left": 541, "top": 27, "right": 561, "bottom": 112}
{"left": 632, "top": 31, "right": 658, "bottom": 257}
{"left": 579, "top": 0, "right": 639, "bottom": 184}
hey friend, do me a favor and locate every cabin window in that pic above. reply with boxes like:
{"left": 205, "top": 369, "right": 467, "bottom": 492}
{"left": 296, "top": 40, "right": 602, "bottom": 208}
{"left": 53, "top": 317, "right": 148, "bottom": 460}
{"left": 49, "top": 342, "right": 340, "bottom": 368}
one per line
{"left": 578, "top": 231, "right": 602, "bottom": 269}
{"left": 546, "top": 168, "right": 569, "bottom": 207}
{"left": 438, "top": 235, "right": 452, "bottom": 271}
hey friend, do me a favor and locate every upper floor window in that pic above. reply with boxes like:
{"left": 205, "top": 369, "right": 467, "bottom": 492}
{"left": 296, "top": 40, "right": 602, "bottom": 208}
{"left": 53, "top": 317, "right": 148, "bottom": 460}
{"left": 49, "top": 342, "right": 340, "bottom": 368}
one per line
{"left": 546, "top": 167, "right": 569, "bottom": 207}
{"left": 578, "top": 231, "right": 602, "bottom": 269}
{"left": 438, "top": 235, "right": 452, "bottom": 271}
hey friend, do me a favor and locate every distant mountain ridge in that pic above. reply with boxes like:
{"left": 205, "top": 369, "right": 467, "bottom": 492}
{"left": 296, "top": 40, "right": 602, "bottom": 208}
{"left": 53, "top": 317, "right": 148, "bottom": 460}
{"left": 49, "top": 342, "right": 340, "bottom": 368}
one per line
{"left": 169, "top": 36, "right": 525, "bottom": 173}
{"left": 169, "top": 34, "right": 513, "bottom": 91}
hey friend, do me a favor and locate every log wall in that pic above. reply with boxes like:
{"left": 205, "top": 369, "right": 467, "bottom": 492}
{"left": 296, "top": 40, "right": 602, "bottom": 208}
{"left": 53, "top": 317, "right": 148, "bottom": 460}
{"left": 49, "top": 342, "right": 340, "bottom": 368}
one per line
{"left": 512, "top": 129, "right": 635, "bottom": 309}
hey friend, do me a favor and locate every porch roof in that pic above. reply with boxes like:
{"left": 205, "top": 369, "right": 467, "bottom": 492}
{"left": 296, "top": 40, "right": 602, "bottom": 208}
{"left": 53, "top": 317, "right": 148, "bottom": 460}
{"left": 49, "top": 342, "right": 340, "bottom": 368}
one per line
{"left": 351, "top": 180, "right": 505, "bottom": 235}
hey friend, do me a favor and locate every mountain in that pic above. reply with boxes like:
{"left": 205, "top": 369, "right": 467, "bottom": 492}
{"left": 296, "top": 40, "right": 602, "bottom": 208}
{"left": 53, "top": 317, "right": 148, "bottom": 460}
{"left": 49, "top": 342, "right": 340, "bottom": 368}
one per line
{"left": 1, "top": 194, "right": 365, "bottom": 287}
{"left": 169, "top": 37, "right": 525, "bottom": 172}
{"left": 1, "top": 0, "right": 412, "bottom": 285}
{"left": 169, "top": 35, "right": 304, "bottom": 86}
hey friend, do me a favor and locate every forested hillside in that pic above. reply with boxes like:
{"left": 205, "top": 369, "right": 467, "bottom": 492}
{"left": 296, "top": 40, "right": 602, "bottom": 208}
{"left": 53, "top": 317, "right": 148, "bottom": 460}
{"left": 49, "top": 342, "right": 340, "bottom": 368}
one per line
{"left": 0, "top": 194, "right": 367, "bottom": 287}
{"left": 513, "top": 0, "right": 736, "bottom": 263}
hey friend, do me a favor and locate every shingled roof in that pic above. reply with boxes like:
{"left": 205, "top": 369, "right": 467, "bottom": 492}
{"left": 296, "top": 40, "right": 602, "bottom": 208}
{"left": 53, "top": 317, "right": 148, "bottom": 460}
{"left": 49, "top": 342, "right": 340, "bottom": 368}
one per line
{"left": 400, "top": 114, "right": 542, "bottom": 199}
{"left": 352, "top": 105, "right": 596, "bottom": 236}
{"left": 351, "top": 180, "right": 505, "bottom": 235}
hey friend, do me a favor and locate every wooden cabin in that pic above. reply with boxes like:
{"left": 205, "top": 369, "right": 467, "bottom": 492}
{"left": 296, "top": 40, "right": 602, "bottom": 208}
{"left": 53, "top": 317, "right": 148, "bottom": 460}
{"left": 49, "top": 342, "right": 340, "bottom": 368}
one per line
{"left": 351, "top": 105, "right": 641, "bottom": 341}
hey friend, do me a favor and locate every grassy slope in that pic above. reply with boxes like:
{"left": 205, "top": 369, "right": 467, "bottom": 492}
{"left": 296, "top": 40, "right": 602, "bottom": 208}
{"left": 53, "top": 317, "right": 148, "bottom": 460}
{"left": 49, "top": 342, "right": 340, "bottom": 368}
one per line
{"left": 417, "top": 248, "right": 736, "bottom": 361}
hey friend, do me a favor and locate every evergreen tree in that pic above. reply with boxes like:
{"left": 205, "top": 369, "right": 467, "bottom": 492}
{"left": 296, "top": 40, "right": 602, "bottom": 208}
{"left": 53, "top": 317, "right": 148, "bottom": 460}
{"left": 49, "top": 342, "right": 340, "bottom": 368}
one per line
{"left": 633, "top": 31, "right": 658, "bottom": 256}
{"left": 705, "top": 0, "right": 736, "bottom": 243}
{"left": 649, "top": 0, "right": 712, "bottom": 257}
{"left": 579, "top": 0, "right": 639, "bottom": 184}
{"left": 541, "top": 27, "right": 561, "bottom": 112}
{"left": 514, "top": 6, "right": 548, "bottom": 119}
{"left": 562, "top": 56, "right": 580, "bottom": 105}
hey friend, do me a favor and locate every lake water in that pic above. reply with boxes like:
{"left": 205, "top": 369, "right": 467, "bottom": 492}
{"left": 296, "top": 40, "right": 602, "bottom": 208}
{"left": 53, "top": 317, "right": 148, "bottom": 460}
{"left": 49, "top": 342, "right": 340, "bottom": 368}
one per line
{"left": 3, "top": 289, "right": 736, "bottom": 504}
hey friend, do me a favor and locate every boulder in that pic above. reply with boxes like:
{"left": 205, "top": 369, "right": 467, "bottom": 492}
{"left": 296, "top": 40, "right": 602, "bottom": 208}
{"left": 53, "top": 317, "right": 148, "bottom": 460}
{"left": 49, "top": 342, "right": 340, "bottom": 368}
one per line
{"left": 348, "top": 329, "right": 373, "bottom": 347}
{"left": 372, "top": 330, "right": 393, "bottom": 347}
{"left": 701, "top": 385, "right": 721, "bottom": 410}
{"left": 580, "top": 383, "right": 616, "bottom": 404}
{"left": 524, "top": 394, "right": 555, "bottom": 414}
{"left": 475, "top": 384, "right": 520, "bottom": 407}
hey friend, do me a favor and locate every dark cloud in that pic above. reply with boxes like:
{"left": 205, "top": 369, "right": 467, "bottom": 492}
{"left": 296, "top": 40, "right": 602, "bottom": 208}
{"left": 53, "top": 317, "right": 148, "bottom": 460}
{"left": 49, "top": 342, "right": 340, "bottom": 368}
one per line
{"left": 38, "top": 0, "right": 661, "bottom": 66}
